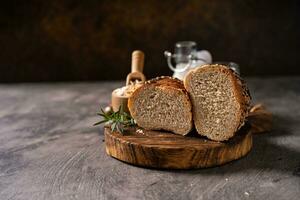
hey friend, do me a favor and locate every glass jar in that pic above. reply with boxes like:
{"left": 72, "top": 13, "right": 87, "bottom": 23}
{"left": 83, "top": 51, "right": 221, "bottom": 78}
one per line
{"left": 164, "top": 41, "right": 212, "bottom": 80}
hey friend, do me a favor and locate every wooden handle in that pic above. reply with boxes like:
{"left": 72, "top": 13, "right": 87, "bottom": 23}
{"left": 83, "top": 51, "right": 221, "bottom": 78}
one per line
{"left": 131, "top": 50, "right": 144, "bottom": 73}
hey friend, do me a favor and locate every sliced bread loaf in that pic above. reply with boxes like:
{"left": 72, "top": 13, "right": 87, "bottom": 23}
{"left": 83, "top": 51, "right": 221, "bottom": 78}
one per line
{"left": 184, "top": 64, "right": 251, "bottom": 141}
{"left": 128, "top": 76, "right": 193, "bottom": 135}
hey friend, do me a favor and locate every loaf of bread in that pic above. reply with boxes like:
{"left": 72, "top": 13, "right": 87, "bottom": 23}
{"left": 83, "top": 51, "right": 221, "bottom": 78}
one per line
{"left": 128, "top": 76, "right": 193, "bottom": 135}
{"left": 184, "top": 64, "right": 251, "bottom": 141}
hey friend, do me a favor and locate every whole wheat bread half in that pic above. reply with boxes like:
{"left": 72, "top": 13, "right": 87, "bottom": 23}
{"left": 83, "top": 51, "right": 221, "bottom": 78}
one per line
{"left": 184, "top": 64, "right": 251, "bottom": 141}
{"left": 128, "top": 76, "right": 193, "bottom": 135}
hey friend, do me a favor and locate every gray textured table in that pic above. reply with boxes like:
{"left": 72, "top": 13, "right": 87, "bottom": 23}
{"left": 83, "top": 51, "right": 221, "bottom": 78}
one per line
{"left": 0, "top": 77, "right": 299, "bottom": 200}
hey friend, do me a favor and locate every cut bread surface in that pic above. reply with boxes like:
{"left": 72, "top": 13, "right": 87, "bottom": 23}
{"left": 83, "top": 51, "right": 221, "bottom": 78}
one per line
{"left": 128, "top": 77, "right": 193, "bottom": 135}
{"left": 184, "top": 64, "right": 251, "bottom": 141}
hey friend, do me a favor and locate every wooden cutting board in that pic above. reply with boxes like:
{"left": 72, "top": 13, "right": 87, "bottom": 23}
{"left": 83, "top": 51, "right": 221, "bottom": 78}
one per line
{"left": 104, "top": 125, "right": 252, "bottom": 169}
{"left": 104, "top": 104, "right": 271, "bottom": 169}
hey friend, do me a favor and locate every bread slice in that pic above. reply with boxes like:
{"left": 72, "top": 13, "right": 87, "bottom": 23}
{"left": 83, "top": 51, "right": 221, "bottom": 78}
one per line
{"left": 184, "top": 64, "right": 251, "bottom": 141}
{"left": 128, "top": 76, "right": 193, "bottom": 135}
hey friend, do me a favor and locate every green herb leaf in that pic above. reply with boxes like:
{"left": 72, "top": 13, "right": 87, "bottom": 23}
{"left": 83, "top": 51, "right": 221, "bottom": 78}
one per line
{"left": 93, "top": 105, "right": 136, "bottom": 134}
{"left": 93, "top": 119, "right": 108, "bottom": 126}
{"left": 111, "top": 122, "right": 117, "bottom": 132}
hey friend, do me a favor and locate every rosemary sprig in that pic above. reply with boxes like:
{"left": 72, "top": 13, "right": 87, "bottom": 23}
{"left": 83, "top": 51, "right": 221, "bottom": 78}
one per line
{"left": 93, "top": 105, "right": 136, "bottom": 134}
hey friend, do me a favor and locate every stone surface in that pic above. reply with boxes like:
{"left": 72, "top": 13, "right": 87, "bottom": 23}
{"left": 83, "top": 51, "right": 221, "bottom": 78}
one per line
{"left": 0, "top": 77, "right": 299, "bottom": 200}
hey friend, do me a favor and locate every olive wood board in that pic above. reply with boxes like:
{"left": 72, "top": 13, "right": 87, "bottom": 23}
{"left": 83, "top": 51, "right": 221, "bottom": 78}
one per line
{"left": 104, "top": 124, "right": 253, "bottom": 169}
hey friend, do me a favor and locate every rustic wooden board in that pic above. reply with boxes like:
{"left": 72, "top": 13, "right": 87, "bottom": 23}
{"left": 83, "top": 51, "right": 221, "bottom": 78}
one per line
{"left": 105, "top": 124, "right": 252, "bottom": 169}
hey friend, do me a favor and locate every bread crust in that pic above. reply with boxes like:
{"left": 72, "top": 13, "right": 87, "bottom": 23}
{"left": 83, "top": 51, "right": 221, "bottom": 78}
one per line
{"left": 184, "top": 64, "right": 251, "bottom": 141}
{"left": 128, "top": 76, "right": 193, "bottom": 135}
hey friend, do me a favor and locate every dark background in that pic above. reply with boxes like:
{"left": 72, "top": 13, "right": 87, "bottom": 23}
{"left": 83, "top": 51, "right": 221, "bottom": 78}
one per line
{"left": 0, "top": 0, "right": 299, "bottom": 82}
